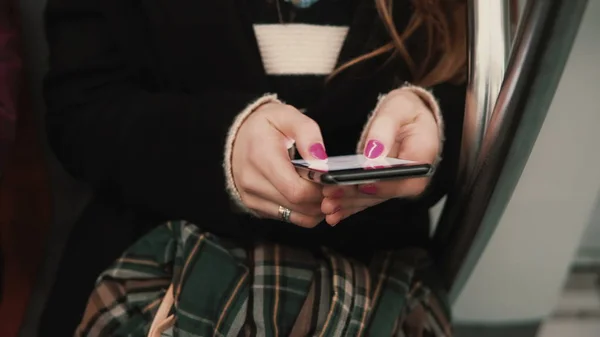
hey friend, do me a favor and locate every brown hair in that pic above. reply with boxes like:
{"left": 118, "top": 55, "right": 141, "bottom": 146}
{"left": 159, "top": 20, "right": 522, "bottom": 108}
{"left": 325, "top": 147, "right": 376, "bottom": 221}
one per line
{"left": 332, "top": 0, "right": 468, "bottom": 87}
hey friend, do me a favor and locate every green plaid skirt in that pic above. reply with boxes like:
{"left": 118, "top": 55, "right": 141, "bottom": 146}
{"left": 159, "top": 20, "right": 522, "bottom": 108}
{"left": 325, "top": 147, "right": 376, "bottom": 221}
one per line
{"left": 76, "top": 221, "right": 452, "bottom": 337}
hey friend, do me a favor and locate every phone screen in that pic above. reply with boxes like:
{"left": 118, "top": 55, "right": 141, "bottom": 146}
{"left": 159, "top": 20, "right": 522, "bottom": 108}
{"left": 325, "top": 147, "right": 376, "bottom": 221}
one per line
{"left": 291, "top": 154, "right": 418, "bottom": 172}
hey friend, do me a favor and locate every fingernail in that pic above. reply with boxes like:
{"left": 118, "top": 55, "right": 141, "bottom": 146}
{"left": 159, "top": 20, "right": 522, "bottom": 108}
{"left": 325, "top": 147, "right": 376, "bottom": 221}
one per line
{"left": 309, "top": 143, "right": 328, "bottom": 160}
{"left": 364, "top": 139, "right": 385, "bottom": 159}
{"left": 360, "top": 184, "right": 378, "bottom": 195}
{"left": 332, "top": 189, "right": 344, "bottom": 198}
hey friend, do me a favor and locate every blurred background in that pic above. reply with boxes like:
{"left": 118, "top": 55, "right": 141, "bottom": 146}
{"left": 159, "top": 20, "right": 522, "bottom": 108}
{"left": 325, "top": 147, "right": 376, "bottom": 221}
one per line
{"left": 1, "top": 0, "right": 599, "bottom": 336}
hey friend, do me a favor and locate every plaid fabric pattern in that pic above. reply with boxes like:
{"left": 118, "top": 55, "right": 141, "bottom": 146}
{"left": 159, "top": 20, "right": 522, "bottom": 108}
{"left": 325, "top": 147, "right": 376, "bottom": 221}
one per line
{"left": 77, "top": 221, "right": 452, "bottom": 337}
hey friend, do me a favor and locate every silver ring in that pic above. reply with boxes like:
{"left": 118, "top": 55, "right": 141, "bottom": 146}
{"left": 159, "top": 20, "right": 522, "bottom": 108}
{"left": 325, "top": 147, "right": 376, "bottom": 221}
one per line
{"left": 278, "top": 205, "right": 292, "bottom": 223}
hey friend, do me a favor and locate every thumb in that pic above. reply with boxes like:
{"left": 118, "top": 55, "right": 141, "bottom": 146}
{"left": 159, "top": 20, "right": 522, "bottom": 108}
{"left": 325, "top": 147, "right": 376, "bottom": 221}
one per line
{"left": 266, "top": 105, "right": 327, "bottom": 161}
{"left": 361, "top": 114, "right": 397, "bottom": 159}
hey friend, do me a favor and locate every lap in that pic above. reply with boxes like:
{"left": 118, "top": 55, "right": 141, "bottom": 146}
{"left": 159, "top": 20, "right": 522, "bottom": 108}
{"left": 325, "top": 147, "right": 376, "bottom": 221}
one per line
{"left": 76, "top": 221, "right": 452, "bottom": 337}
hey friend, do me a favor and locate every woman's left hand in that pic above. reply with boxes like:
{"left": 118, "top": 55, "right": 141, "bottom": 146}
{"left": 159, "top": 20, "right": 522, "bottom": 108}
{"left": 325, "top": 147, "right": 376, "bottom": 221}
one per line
{"left": 321, "top": 89, "right": 441, "bottom": 226}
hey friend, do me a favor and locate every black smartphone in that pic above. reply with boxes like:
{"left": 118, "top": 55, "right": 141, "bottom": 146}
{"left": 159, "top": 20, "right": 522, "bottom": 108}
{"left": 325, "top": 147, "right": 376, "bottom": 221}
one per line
{"left": 292, "top": 154, "right": 432, "bottom": 185}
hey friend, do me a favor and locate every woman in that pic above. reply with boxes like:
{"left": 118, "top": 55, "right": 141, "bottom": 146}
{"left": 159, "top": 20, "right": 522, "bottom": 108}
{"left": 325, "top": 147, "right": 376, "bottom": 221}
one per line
{"left": 40, "top": 0, "right": 467, "bottom": 335}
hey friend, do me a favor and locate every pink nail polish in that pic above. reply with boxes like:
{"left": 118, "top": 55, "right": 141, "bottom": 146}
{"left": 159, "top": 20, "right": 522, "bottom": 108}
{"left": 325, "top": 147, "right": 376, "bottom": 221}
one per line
{"left": 309, "top": 143, "right": 328, "bottom": 160}
{"left": 360, "top": 184, "right": 378, "bottom": 195}
{"left": 364, "top": 140, "right": 384, "bottom": 159}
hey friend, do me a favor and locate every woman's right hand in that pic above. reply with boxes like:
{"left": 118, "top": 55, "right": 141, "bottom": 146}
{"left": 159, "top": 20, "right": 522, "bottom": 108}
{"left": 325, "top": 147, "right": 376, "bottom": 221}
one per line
{"left": 232, "top": 102, "right": 328, "bottom": 228}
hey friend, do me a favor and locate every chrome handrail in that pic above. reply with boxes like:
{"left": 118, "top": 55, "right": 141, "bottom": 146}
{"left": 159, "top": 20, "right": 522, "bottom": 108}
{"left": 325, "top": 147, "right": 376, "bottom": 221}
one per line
{"left": 434, "top": 0, "right": 516, "bottom": 267}
{"left": 433, "top": 0, "right": 589, "bottom": 298}
{"left": 459, "top": 0, "right": 513, "bottom": 181}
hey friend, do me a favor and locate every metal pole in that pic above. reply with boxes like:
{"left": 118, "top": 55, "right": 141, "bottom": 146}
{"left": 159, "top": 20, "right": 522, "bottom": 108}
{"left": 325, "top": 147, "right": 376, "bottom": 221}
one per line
{"left": 458, "top": 0, "right": 512, "bottom": 183}
{"left": 434, "top": 0, "right": 590, "bottom": 298}
{"left": 434, "top": 0, "right": 516, "bottom": 264}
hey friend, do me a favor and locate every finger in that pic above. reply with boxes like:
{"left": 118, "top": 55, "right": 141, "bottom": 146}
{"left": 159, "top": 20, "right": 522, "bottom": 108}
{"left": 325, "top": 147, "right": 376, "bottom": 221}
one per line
{"left": 362, "top": 114, "right": 398, "bottom": 159}
{"left": 321, "top": 196, "right": 386, "bottom": 215}
{"left": 322, "top": 185, "right": 381, "bottom": 200}
{"left": 250, "top": 123, "right": 324, "bottom": 205}
{"left": 395, "top": 114, "right": 440, "bottom": 163}
{"left": 322, "top": 185, "right": 357, "bottom": 199}
{"left": 357, "top": 177, "right": 431, "bottom": 199}
{"left": 325, "top": 206, "right": 369, "bottom": 226}
{"left": 242, "top": 176, "right": 323, "bottom": 216}
{"left": 323, "top": 178, "right": 431, "bottom": 200}
{"left": 357, "top": 121, "right": 439, "bottom": 199}
{"left": 235, "top": 150, "right": 322, "bottom": 207}
{"left": 361, "top": 93, "right": 422, "bottom": 159}
{"left": 243, "top": 194, "right": 325, "bottom": 228}
{"left": 265, "top": 105, "right": 328, "bottom": 161}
